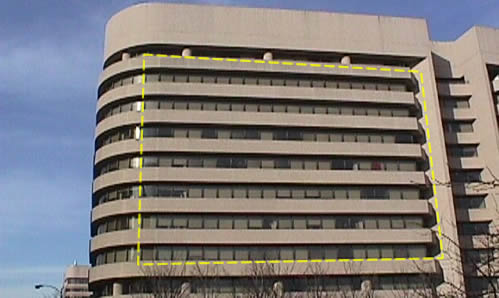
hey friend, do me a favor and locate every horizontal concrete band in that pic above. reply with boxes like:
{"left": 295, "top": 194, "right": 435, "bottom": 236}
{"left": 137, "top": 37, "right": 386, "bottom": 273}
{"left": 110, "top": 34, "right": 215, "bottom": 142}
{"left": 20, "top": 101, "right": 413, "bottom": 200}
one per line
{"left": 447, "top": 157, "right": 484, "bottom": 170}
{"left": 92, "top": 168, "right": 427, "bottom": 192}
{"left": 444, "top": 132, "right": 480, "bottom": 144}
{"left": 97, "top": 83, "right": 416, "bottom": 111}
{"left": 95, "top": 110, "right": 420, "bottom": 139}
{"left": 98, "top": 55, "right": 412, "bottom": 86}
{"left": 88, "top": 258, "right": 438, "bottom": 283}
{"left": 90, "top": 229, "right": 433, "bottom": 251}
{"left": 91, "top": 198, "right": 431, "bottom": 222}
{"left": 94, "top": 139, "right": 423, "bottom": 165}
{"left": 437, "top": 83, "right": 472, "bottom": 96}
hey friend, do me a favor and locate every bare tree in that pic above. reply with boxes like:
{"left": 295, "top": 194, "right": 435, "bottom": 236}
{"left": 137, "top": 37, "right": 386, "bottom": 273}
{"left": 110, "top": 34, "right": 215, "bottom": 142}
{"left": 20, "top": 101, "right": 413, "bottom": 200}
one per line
{"left": 244, "top": 261, "right": 297, "bottom": 298}
{"left": 134, "top": 264, "right": 189, "bottom": 298}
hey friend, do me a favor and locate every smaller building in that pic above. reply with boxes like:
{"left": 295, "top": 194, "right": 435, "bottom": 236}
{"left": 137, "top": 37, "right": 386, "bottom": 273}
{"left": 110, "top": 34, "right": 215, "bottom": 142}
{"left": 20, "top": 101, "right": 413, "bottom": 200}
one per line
{"left": 62, "top": 263, "right": 92, "bottom": 298}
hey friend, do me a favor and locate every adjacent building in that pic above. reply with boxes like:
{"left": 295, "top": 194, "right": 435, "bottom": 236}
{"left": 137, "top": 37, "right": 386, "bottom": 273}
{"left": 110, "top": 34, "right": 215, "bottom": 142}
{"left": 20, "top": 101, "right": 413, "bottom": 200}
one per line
{"left": 90, "top": 3, "right": 499, "bottom": 297}
{"left": 63, "top": 263, "right": 91, "bottom": 298}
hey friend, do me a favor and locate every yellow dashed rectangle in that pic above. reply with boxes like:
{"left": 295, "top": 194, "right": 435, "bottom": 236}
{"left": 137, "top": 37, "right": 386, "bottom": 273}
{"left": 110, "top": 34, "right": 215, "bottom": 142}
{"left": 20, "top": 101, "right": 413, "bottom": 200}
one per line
{"left": 156, "top": 54, "right": 168, "bottom": 58}
{"left": 138, "top": 56, "right": 445, "bottom": 266}
{"left": 143, "top": 53, "right": 154, "bottom": 57}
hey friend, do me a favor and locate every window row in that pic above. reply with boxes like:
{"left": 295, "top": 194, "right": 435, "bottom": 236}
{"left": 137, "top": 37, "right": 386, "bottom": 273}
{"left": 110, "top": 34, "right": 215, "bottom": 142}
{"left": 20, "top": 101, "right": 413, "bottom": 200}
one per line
{"left": 444, "top": 121, "right": 474, "bottom": 133}
{"left": 93, "top": 244, "right": 429, "bottom": 265}
{"left": 100, "top": 71, "right": 409, "bottom": 96}
{"left": 93, "top": 274, "right": 436, "bottom": 296}
{"left": 94, "top": 214, "right": 425, "bottom": 235}
{"left": 93, "top": 184, "right": 422, "bottom": 207}
{"left": 458, "top": 222, "right": 491, "bottom": 235}
{"left": 441, "top": 97, "right": 470, "bottom": 109}
{"left": 463, "top": 249, "right": 495, "bottom": 264}
{"left": 450, "top": 170, "right": 482, "bottom": 183}
{"left": 455, "top": 196, "right": 487, "bottom": 209}
{"left": 95, "top": 154, "right": 419, "bottom": 177}
{"left": 97, "top": 97, "right": 413, "bottom": 123}
{"left": 96, "top": 125, "right": 418, "bottom": 149}
{"left": 447, "top": 145, "right": 478, "bottom": 157}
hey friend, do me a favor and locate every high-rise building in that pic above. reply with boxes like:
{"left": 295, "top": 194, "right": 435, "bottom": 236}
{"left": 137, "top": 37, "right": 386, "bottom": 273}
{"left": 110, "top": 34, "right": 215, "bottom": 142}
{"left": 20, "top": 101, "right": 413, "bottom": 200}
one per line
{"left": 62, "top": 263, "right": 91, "bottom": 298}
{"left": 90, "top": 3, "right": 499, "bottom": 297}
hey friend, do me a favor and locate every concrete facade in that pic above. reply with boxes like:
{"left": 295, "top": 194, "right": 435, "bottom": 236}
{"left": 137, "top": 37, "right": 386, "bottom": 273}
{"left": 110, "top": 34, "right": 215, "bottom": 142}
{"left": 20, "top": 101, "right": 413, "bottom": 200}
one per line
{"left": 90, "top": 3, "right": 499, "bottom": 297}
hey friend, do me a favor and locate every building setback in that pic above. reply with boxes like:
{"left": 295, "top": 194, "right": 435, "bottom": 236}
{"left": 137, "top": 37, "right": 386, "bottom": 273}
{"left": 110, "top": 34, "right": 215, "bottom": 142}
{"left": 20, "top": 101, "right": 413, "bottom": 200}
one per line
{"left": 90, "top": 3, "right": 499, "bottom": 297}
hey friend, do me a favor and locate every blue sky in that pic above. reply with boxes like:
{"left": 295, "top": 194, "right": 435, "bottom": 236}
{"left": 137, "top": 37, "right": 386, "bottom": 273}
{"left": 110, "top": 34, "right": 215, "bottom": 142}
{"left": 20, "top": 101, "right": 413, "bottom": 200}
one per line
{"left": 1, "top": 0, "right": 498, "bottom": 297}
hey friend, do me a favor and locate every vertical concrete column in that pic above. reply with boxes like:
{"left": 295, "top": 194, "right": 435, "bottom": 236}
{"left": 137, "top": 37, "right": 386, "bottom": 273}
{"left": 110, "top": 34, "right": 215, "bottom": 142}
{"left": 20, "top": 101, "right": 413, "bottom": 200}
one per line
{"left": 182, "top": 48, "right": 192, "bottom": 57}
{"left": 180, "top": 282, "right": 191, "bottom": 297}
{"left": 273, "top": 281, "right": 284, "bottom": 297}
{"left": 112, "top": 282, "right": 123, "bottom": 296}
{"left": 263, "top": 51, "right": 273, "bottom": 61}
{"left": 341, "top": 55, "right": 351, "bottom": 64}
{"left": 122, "top": 52, "right": 130, "bottom": 61}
